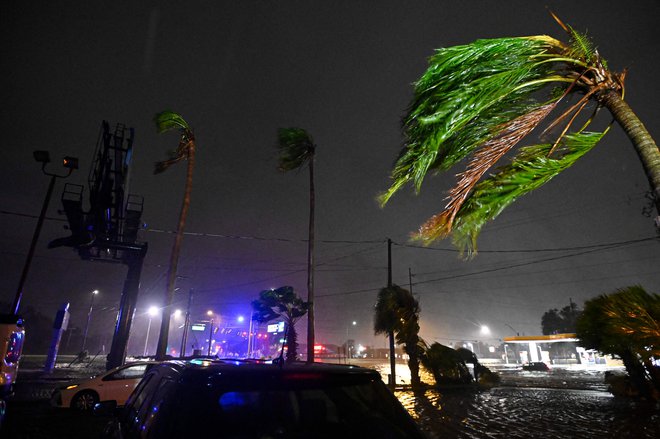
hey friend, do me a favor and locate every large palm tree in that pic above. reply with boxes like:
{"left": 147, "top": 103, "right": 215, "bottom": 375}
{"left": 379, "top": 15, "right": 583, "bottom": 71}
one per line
{"left": 276, "top": 128, "right": 317, "bottom": 362}
{"left": 380, "top": 14, "right": 660, "bottom": 255}
{"left": 153, "top": 111, "right": 196, "bottom": 359}
{"left": 251, "top": 286, "right": 308, "bottom": 363}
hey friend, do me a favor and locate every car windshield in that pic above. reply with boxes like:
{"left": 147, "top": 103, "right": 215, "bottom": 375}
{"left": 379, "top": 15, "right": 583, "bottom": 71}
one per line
{"left": 148, "top": 372, "right": 421, "bottom": 438}
{"left": 104, "top": 364, "right": 149, "bottom": 381}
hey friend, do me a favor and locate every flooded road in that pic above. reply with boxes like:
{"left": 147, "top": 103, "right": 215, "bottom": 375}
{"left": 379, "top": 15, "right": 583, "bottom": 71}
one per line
{"left": 391, "top": 366, "right": 660, "bottom": 438}
{"left": 4, "top": 357, "right": 659, "bottom": 438}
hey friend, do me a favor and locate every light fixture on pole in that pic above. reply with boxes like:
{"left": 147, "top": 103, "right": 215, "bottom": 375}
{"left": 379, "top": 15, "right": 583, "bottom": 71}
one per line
{"left": 143, "top": 306, "right": 159, "bottom": 356}
{"left": 81, "top": 289, "right": 99, "bottom": 353}
{"left": 12, "top": 151, "right": 78, "bottom": 315}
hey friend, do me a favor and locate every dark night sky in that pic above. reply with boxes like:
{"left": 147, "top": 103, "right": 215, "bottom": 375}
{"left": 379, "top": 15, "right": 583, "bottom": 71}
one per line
{"left": 2, "top": 1, "right": 659, "bottom": 353}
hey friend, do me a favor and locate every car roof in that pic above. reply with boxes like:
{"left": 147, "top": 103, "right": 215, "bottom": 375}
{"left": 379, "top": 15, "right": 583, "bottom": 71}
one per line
{"left": 149, "top": 358, "right": 382, "bottom": 380}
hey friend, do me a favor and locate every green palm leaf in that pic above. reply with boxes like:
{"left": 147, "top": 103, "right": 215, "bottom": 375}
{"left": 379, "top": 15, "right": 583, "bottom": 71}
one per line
{"left": 380, "top": 17, "right": 625, "bottom": 252}
{"left": 380, "top": 36, "right": 566, "bottom": 205}
{"left": 427, "top": 131, "right": 605, "bottom": 256}
{"left": 153, "top": 110, "right": 194, "bottom": 174}
{"left": 154, "top": 110, "right": 191, "bottom": 133}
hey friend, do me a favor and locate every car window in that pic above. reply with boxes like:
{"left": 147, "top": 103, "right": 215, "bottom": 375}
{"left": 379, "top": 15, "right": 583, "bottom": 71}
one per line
{"left": 140, "top": 377, "right": 176, "bottom": 437}
{"left": 103, "top": 364, "right": 149, "bottom": 381}
{"left": 122, "top": 372, "right": 158, "bottom": 433}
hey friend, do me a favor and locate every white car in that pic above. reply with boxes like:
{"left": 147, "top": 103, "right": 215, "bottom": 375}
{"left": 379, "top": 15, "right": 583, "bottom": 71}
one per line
{"left": 51, "top": 361, "right": 157, "bottom": 410}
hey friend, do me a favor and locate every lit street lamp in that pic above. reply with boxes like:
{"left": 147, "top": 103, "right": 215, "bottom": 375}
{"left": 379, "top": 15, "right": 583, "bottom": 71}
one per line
{"left": 143, "top": 306, "right": 159, "bottom": 356}
{"left": 12, "top": 150, "right": 78, "bottom": 315}
{"left": 81, "top": 289, "right": 99, "bottom": 353}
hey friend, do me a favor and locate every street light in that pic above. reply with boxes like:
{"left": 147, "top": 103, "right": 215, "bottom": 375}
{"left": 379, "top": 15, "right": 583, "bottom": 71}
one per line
{"left": 143, "top": 306, "right": 159, "bottom": 356}
{"left": 245, "top": 313, "right": 256, "bottom": 358}
{"left": 81, "top": 289, "right": 99, "bottom": 353}
{"left": 346, "top": 320, "right": 357, "bottom": 360}
{"left": 12, "top": 150, "right": 78, "bottom": 315}
{"left": 207, "top": 310, "right": 214, "bottom": 356}
{"left": 480, "top": 325, "right": 490, "bottom": 336}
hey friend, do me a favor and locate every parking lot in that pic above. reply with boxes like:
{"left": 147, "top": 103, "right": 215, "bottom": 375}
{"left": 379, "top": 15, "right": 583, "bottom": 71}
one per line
{"left": 1, "top": 355, "right": 111, "bottom": 438}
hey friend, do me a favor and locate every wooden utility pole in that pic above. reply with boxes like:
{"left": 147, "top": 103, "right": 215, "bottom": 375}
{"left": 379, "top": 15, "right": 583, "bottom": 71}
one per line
{"left": 387, "top": 238, "right": 395, "bottom": 390}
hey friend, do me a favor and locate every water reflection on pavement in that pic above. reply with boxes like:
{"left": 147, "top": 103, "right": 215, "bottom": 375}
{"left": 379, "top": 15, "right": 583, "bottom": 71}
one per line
{"left": 391, "top": 365, "right": 660, "bottom": 438}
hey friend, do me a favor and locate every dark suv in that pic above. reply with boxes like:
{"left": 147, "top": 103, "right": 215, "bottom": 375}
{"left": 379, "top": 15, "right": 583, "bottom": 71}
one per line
{"left": 100, "top": 358, "right": 424, "bottom": 438}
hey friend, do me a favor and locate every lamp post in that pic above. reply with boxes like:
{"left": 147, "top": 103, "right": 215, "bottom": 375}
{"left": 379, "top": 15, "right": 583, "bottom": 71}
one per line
{"left": 143, "top": 306, "right": 159, "bottom": 356}
{"left": 81, "top": 289, "right": 99, "bottom": 353}
{"left": 12, "top": 151, "right": 78, "bottom": 315}
{"left": 346, "top": 320, "right": 357, "bottom": 360}
{"left": 207, "top": 310, "right": 214, "bottom": 356}
{"left": 246, "top": 314, "right": 255, "bottom": 358}
{"left": 505, "top": 323, "right": 520, "bottom": 336}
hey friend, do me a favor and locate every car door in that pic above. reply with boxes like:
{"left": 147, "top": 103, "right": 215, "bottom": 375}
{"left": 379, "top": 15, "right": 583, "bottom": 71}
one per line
{"left": 98, "top": 363, "right": 149, "bottom": 404}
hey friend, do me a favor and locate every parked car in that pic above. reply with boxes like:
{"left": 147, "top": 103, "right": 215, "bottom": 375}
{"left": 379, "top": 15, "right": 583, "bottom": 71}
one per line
{"left": 0, "top": 314, "right": 25, "bottom": 428}
{"left": 98, "top": 358, "right": 425, "bottom": 438}
{"left": 522, "top": 361, "right": 550, "bottom": 371}
{"left": 51, "top": 361, "right": 158, "bottom": 410}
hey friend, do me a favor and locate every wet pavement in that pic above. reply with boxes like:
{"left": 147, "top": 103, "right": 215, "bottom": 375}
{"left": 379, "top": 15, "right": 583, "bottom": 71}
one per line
{"left": 395, "top": 366, "right": 660, "bottom": 439}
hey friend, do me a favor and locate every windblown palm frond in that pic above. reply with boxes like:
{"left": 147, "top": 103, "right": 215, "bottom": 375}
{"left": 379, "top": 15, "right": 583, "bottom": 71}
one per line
{"left": 380, "top": 17, "right": 628, "bottom": 254}
{"left": 154, "top": 111, "right": 194, "bottom": 174}
{"left": 601, "top": 286, "right": 660, "bottom": 357}
{"left": 430, "top": 131, "right": 605, "bottom": 256}
{"left": 277, "top": 127, "right": 315, "bottom": 172}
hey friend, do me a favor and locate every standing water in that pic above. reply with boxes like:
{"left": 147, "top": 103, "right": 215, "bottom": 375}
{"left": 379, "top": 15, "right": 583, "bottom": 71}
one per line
{"left": 368, "top": 361, "right": 660, "bottom": 438}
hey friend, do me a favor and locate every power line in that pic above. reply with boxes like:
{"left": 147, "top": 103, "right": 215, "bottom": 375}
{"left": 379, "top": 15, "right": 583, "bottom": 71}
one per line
{"left": 3, "top": 208, "right": 657, "bottom": 253}
{"left": 393, "top": 236, "right": 658, "bottom": 254}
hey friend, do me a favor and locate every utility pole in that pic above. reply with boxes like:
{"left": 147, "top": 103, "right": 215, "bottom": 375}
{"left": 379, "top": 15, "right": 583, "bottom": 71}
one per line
{"left": 12, "top": 151, "right": 78, "bottom": 315}
{"left": 408, "top": 267, "right": 413, "bottom": 295}
{"left": 387, "top": 238, "right": 395, "bottom": 390}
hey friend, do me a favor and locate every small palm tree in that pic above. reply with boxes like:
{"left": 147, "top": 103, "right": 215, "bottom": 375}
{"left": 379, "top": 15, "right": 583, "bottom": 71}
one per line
{"left": 152, "top": 111, "right": 196, "bottom": 360}
{"left": 276, "top": 128, "right": 316, "bottom": 362}
{"left": 380, "top": 14, "right": 660, "bottom": 255}
{"left": 374, "top": 286, "right": 400, "bottom": 388}
{"left": 576, "top": 285, "right": 660, "bottom": 400}
{"left": 252, "top": 286, "right": 308, "bottom": 363}
{"left": 374, "top": 284, "right": 422, "bottom": 388}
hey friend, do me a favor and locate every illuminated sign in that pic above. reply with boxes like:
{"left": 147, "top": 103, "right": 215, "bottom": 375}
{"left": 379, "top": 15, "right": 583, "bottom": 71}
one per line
{"left": 267, "top": 321, "right": 285, "bottom": 333}
{"left": 191, "top": 324, "right": 206, "bottom": 332}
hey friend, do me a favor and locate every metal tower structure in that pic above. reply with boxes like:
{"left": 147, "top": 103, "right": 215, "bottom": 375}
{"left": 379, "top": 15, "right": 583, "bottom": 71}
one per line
{"left": 50, "top": 121, "right": 147, "bottom": 370}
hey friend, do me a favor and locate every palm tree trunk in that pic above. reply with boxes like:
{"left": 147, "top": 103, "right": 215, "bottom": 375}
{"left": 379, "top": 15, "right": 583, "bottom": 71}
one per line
{"left": 306, "top": 155, "right": 315, "bottom": 363}
{"left": 155, "top": 142, "right": 195, "bottom": 359}
{"left": 620, "top": 349, "right": 653, "bottom": 400}
{"left": 600, "top": 90, "right": 660, "bottom": 222}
